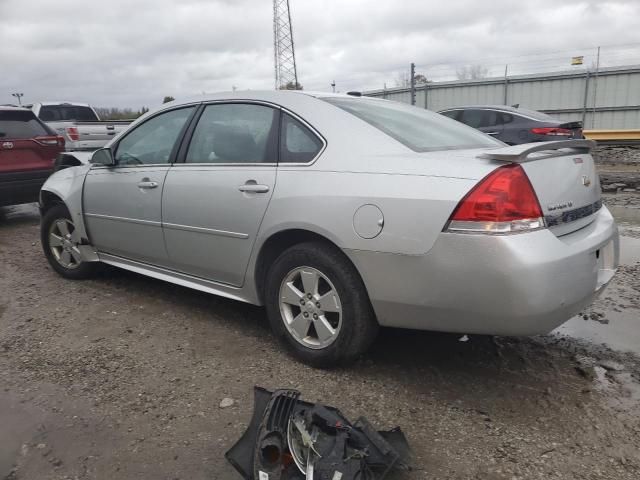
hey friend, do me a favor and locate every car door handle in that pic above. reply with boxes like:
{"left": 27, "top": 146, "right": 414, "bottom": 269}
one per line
{"left": 485, "top": 132, "right": 500, "bottom": 136}
{"left": 137, "top": 181, "right": 159, "bottom": 189}
{"left": 238, "top": 183, "right": 270, "bottom": 193}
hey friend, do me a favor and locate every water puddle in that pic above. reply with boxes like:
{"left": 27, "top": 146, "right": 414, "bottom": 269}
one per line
{"left": 555, "top": 207, "right": 640, "bottom": 355}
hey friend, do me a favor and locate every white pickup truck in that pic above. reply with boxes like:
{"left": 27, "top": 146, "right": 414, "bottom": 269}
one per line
{"left": 28, "top": 102, "right": 132, "bottom": 151}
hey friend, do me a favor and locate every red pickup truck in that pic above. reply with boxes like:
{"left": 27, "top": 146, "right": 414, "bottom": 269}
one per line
{"left": 0, "top": 106, "right": 65, "bottom": 207}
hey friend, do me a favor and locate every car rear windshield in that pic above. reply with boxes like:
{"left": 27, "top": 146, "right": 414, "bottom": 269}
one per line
{"left": 0, "top": 110, "right": 50, "bottom": 139}
{"left": 39, "top": 105, "right": 99, "bottom": 122}
{"left": 513, "top": 107, "right": 558, "bottom": 122}
{"left": 321, "top": 97, "right": 502, "bottom": 152}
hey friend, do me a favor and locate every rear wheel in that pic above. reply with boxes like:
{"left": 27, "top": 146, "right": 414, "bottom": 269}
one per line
{"left": 41, "top": 204, "right": 96, "bottom": 279}
{"left": 265, "top": 242, "right": 378, "bottom": 368}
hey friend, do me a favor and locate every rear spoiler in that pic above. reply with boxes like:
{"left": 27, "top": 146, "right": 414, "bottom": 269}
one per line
{"left": 477, "top": 139, "right": 596, "bottom": 163}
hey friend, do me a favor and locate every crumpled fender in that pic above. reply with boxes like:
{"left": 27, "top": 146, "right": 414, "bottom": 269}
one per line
{"left": 40, "top": 164, "right": 95, "bottom": 259}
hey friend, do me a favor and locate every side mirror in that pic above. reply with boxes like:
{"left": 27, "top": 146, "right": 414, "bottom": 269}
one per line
{"left": 90, "top": 147, "right": 115, "bottom": 166}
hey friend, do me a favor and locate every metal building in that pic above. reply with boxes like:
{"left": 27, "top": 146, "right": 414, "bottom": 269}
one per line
{"left": 363, "top": 65, "right": 640, "bottom": 130}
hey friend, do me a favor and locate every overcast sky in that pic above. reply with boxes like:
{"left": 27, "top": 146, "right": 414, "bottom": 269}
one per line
{"left": 1, "top": 0, "right": 639, "bottom": 109}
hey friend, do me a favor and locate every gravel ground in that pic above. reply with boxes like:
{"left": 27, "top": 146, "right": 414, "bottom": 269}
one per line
{"left": 595, "top": 146, "right": 640, "bottom": 196}
{"left": 1, "top": 204, "right": 640, "bottom": 480}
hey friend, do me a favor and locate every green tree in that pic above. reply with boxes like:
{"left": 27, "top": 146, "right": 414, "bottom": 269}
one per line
{"left": 163, "top": 96, "right": 175, "bottom": 103}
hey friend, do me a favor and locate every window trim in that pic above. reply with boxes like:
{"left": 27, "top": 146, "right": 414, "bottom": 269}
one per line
{"left": 91, "top": 103, "right": 201, "bottom": 170}
{"left": 173, "top": 100, "right": 327, "bottom": 168}
{"left": 176, "top": 100, "right": 280, "bottom": 167}
{"left": 278, "top": 110, "right": 327, "bottom": 166}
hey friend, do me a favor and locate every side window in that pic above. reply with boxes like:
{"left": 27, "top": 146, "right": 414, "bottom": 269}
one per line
{"left": 501, "top": 113, "right": 514, "bottom": 124}
{"left": 115, "top": 107, "right": 194, "bottom": 166}
{"left": 440, "top": 110, "right": 460, "bottom": 121}
{"left": 483, "top": 110, "right": 500, "bottom": 127}
{"left": 186, "top": 104, "right": 278, "bottom": 164}
{"left": 280, "top": 113, "right": 323, "bottom": 163}
{"left": 460, "top": 109, "right": 485, "bottom": 128}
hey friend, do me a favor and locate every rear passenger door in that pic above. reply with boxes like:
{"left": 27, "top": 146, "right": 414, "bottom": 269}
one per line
{"left": 161, "top": 102, "right": 279, "bottom": 287}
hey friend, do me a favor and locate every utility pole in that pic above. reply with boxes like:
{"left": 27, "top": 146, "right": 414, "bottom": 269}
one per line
{"left": 591, "top": 46, "right": 601, "bottom": 129}
{"left": 410, "top": 63, "right": 416, "bottom": 105}
{"left": 273, "top": 0, "right": 299, "bottom": 90}
{"left": 11, "top": 93, "right": 24, "bottom": 105}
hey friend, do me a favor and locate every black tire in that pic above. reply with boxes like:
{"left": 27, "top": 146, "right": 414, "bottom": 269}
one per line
{"left": 41, "top": 204, "right": 97, "bottom": 280}
{"left": 265, "top": 241, "right": 378, "bottom": 368}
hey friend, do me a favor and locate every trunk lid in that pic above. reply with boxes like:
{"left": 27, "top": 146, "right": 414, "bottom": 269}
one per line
{"left": 559, "top": 121, "right": 583, "bottom": 139}
{"left": 478, "top": 140, "right": 601, "bottom": 236}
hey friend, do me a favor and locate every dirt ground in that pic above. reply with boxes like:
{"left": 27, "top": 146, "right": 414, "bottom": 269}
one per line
{"left": 1, "top": 197, "right": 640, "bottom": 479}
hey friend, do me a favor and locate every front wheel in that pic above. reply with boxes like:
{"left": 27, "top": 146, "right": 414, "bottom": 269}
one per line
{"left": 41, "top": 204, "right": 97, "bottom": 279}
{"left": 265, "top": 242, "right": 378, "bottom": 368}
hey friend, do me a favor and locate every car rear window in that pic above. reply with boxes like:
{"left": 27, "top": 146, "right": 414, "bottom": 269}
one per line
{"left": 513, "top": 107, "right": 557, "bottom": 122}
{"left": 39, "top": 105, "right": 99, "bottom": 122}
{"left": 0, "top": 110, "right": 50, "bottom": 139}
{"left": 322, "top": 97, "right": 502, "bottom": 152}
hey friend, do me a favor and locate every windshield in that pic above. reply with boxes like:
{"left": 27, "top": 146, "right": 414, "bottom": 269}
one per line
{"left": 39, "top": 105, "right": 99, "bottom": 122}
{"left": 321, "top": 97, "right": 502, "bottom": 152}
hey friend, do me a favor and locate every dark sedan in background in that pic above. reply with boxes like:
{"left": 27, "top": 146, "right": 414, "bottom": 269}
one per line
{"left": 438, "top": 105, "right": 583, "bottom": 145}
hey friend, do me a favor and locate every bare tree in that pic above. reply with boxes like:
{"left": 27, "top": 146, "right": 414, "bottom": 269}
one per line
{"left": 456, "top": 65, "right": 489, "bottom": 80}
{"left": 394, "top": 71, "right": 410, "bottom": 88}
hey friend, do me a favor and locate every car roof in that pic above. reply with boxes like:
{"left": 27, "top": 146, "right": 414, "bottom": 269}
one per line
{"left": 438, "top": 105, "right": 559, "bottom": 121}
{"left": 37, "top": 101, "right": 92, "bottom": 107}
{"left": 0, "top": 105, "right": 34, "bottom": 113}
{"left": 170, "top": 90, "right": 361, "bottom": 106}
{"left": 440, "top": 105, "right": 522, "bottom": 113}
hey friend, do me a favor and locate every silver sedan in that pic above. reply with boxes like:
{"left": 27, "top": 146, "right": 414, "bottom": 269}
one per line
{"left": 39, "top": 91, "right": 619, "bottom": 367}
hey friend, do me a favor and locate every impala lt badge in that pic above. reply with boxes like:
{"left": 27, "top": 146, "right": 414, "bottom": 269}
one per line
{"left": 548, "top": 201, "right": 574, "bottom": 211}
{"left": 582, "top": 175, "right": 592, "bottom": 187}
{"left": 1, "top": 141, "right": 14, "bottom": 149}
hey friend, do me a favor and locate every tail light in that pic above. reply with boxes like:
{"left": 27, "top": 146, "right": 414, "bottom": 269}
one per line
{"left": 446, "top": 164, "right": 545, "bottom": 234}
{"left": 66, "top": 126, "right": 80, "bottom": 141}
{"left": 34, "top": 135, "right": 65, "bottom": 148}
{"left": 531, "top": 127, "right": 572, "bottom": 136}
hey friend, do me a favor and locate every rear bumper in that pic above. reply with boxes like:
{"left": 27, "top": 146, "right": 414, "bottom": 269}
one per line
{"left": 0, "top": 169, "right": 52, "bottom": 206}
{"left": 346, "top": 206, "right": 619, "bottom": 336}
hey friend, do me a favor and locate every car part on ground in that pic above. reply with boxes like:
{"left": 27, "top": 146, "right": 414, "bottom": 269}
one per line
{"left": 226, "top": 387, "right": 411, "bottom": 479}
{"left": 0, "top": 106, "right": 65, "bottom": 207}
{"left": 438, "top": 105, "right": 583, "bottom": 145}
{"left": 39, "top": 91, "right": 619, "bottom": 367}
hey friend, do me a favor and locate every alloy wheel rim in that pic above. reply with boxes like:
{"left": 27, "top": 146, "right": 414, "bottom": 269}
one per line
{"left": 48, "top": 218, "right": 82, "bottom": 269}
{"left": 278, "top": 266, "right": 342, "bottom": 350}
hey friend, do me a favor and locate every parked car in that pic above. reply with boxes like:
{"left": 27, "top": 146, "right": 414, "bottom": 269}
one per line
{"left": 39, "top": 92, "right": 618, "bottom": 367}
{"left": 438, "top": 105, "right": 583, "bottom": 145}
{"left": 28, "top": 102, "right": 132, "bottom": 151}
{"left": 0, "top": 106, "right": 65, "bottom": 207}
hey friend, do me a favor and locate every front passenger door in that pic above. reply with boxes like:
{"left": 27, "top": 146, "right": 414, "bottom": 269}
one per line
{"left": 83, "top": 106, "right": 196, "bottom": 265}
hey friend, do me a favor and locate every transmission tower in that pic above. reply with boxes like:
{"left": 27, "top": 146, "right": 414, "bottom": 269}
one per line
{"left": 273, "top": 0, "right": 299, "bottom": 90}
